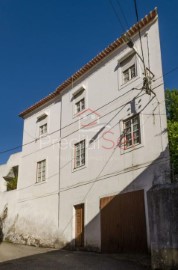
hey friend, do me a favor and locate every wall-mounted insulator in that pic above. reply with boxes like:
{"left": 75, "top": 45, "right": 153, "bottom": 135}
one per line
{"left": 143, "top": 76, "right": 152, "bottom": 95}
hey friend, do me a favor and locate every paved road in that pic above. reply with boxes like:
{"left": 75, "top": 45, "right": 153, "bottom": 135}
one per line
{"left": 0, "top": 242, "right": 150, "bottom": 269}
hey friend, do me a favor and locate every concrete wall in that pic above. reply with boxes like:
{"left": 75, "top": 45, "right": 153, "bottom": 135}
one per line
{"left": 0, "top": 17, "right": 170, "bottom": 250}
{"left": 147, "top": 183, "right": 178, "bottom": 270}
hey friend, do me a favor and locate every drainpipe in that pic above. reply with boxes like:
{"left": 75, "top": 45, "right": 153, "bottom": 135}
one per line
{"left": 58, "top": 95, "right": 62, "bottom": 228}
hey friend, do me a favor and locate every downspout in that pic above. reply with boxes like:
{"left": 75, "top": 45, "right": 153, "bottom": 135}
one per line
{"left": 58, "top": 95, "right": 62, "bottom": 228}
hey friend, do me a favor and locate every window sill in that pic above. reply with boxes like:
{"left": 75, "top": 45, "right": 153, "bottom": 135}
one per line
{"left": 39, "top": 133, "right": 48, "bottom": 138}
{"left": 120, "top": 76, "right": 140, "bottom": 90}
{"left": 120, "top": 143, "right": 144, "bottom": 155}
{"left": 35, "top": 133, "right": 49, "bottom": 142}
{"left": 35, "top": 180, "right": 47, "bottom": 186}
{"left": 72, "top": 164, "right": 86, "bottom": 173}
{"left": 73, "top": 108, "right": 87, "bottom": 119}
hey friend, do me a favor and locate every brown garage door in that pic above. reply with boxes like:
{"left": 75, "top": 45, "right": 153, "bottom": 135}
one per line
{"left": 100, "top": 190, "right": 147, "bottom": 253}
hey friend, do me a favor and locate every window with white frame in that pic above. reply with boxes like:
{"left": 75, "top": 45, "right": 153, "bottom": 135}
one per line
{"left": 37, "top": 113, "right": 48, "bottom": 137}
{"left": 75, "top": 98, "right": 85, "bottom": 114}
{"left": 123, "top": 115, "right": 140, "bottom": 148}
{"left": 37, "top": 160, "right": 46, "bottom": 183}
{"left": 74, "top": 140, "right": 85, "bottom": 169}
{"left": 39, "top": 123, "right": 47, "bottom": 136}
{"left": 72, "top": 87, "right": 86, "bottom": 115}
{"left": 120, "top": 54, "right": 137, "bottom": 84}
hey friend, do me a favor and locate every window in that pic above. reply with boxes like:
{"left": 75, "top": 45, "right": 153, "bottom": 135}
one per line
{"left": 74, "top": 140, "right": 85, "bottom": 169}
{"left": 123, "top": 65, "right": 136, "bottom": 83}
{"left": 37, "top": 113, "right": 48, "bottom": 137}
{"left": 37, "top": 160, "right": 46, "bottom": 183}
{"left": 39, "top": 123, "right": 47, "bottom": 136}
{"left": 72, "top": 87, "right": 86, "bottom": 116}
{"left": 123, "top": 115, "right": 140, "bottom": 148}
{"left": 120, "top": 54, "right": 137, "bottom": 84}
{"left": 75, "top": 98, "right": 85, "bottom": 114}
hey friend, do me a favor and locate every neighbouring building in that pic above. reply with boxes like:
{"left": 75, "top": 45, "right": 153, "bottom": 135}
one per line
{"left": 0, "top": 8, "right": 170, "bottom": 252}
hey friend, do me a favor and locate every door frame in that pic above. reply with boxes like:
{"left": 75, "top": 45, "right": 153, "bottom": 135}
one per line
{"left": 74, "top": 203, "right": 85, "bottom": 248}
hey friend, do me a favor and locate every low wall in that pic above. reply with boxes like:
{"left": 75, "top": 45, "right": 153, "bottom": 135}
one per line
{"left": 0, "top": 191, "right": 64, "bottom": 248}
{"left": 147, "top": 183, "right": 178, "bottom": 270}
{"left": 0, "top": 191, "right": 17, "bottom": 243}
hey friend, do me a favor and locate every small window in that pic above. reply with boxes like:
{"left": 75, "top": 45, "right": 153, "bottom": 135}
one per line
{"left": 37, "top": 113, "right": 48, "bottom": 137}
{"left": 120, "top": 54, "right": 137, "bottom": 84}
{"left": 37, "top": 160, "right": 46, "bottom": 183}
{"left": 123, "top": 115, "right": 140, "bottom": 148}
{"left": 74, "top": 140, "right": 85, "bottom": 169}
{"left": 75, "top": 98, "right": 85, "bottom": 114}
{"left": 72, "top": 87, "right": 86, "bottom": 116}
{"left": 39, "top": 123, "right": 47, "bottom": 136}
{"left": 123, "top": 65, "right": 136, "bottom": 83}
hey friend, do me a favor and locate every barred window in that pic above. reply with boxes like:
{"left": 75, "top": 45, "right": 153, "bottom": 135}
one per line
{"left": 37, "top": 160, "right": 46, "bottom": 183}
{"left": 123, "top": 115, "right": 140, "bottom": 148}
{"left": 74, "top": 140, "right": 85, "bottom": 169}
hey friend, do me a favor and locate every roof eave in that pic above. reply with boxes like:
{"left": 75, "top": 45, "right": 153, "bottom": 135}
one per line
{"left": 19, "top": 7, "right": 158, "bottom": 119}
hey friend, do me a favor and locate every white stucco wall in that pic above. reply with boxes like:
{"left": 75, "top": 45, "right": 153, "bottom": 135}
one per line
{"left": 58, "top": 18, "right": 169, "bottom": 249}
{"left": 0, "top": 165, "right": 7, "bottom": 192}
{"left": 0, "top": 16, "right": 170, "bottom": 250}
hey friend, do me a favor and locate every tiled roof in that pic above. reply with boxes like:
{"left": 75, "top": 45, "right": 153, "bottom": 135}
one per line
{"left": 19, "top": 8, "right": 158, "bottom": 118}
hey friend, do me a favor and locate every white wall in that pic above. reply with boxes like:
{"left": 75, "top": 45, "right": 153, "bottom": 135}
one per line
{"left": 58, "top": 18, "right": 169, "bottom": 249}
{"left": 0, "top": 165, "right": 7, "bottom": 192}
{"left": 0, "top": 17, "right": 170, "bottom": 250}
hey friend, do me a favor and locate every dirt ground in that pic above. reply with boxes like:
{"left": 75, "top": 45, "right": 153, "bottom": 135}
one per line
{"left": 0, "top": 242, "right": 151, "bottom": 269}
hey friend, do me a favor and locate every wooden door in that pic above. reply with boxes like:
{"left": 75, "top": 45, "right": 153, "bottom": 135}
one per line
{"left": 100, "top": 190, "right": 147, "bottom": 253}
{"left": 75, "top": 204, "right": 84, "bottom": 248}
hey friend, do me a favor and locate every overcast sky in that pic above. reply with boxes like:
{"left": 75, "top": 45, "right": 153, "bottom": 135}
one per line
{"left": 0, "top": 0, "right": 178, "bottom": 164}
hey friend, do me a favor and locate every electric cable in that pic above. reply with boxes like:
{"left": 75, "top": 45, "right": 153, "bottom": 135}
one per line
{"left": 0, "top": 65, "right": 177, "bottom": 157}
{"left": 108, "top": 0, "right": 125, "bottom": 32}
{"left": 115, "top": 0, "right": 130, "bottom": 29}
{"left": 133, "top": 0, "right": 146, "bottom": 76}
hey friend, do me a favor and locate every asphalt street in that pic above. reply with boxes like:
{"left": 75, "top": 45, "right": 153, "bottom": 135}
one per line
{"left": 0, "top": 242, "right": 150, "bottom": 269}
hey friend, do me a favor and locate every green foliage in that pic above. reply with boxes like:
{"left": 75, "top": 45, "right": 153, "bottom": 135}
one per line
{"left": 165, "top": 89, "right": 178, "bottom": 179}
{"left": 7, "top": 176, "right": 17, "bottom": 191}
{"left": 165, "top": 90, "right": 178, "bottom": 121}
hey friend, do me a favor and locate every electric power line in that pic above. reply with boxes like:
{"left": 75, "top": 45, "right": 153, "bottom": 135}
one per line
{"left": 0, "top": 87, "right": 143, "bottom": 155}
{"left": 133, "top": 0, "right": 146, "bottom": 76}
{"left": 115, "top": 0, "right": 130, "bottom": 29}
{"left": 0, "top": 65, "right": 177, "bottom": 157}
{"left": 108, "top": 0, "right": 126, "bottom": 32}
{"left": 19, "top": 96, "right": 167, "bottom": 162}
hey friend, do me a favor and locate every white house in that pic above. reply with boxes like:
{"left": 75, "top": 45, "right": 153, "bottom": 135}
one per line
{"left": 0, "top": 8, "right": 170, "bottom": 252}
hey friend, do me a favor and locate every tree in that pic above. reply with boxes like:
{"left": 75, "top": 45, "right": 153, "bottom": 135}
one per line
{"left": 6, "top": 176, "right": 17, "bottom": 191}
{"left": 165, "top": 89, "right": 178, "bottom": 180}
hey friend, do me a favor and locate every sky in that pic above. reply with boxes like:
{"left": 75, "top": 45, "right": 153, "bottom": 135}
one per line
{"left": 0, "top": 0, "right": 178, "bottom": 164}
